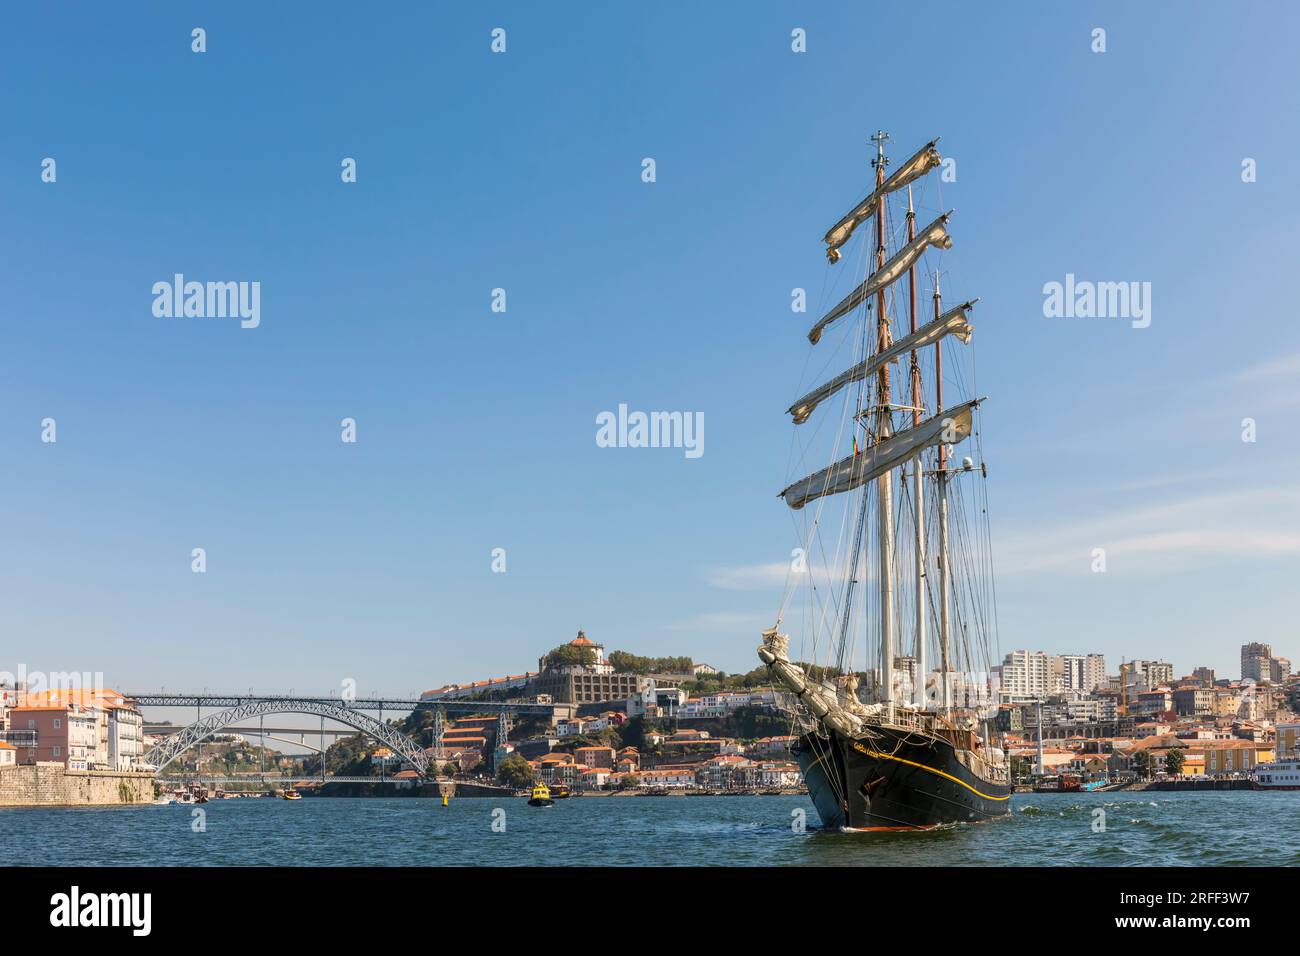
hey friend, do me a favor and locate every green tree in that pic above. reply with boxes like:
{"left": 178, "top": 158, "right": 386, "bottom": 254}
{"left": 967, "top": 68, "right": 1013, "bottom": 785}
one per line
{"left": 618, "top": 774, "right": 639, "bottom": 790}
{"left": 441, "top": 762, "right": 458, "bottom": 778}
{"left": 608, "top": 651, "right": 694, "bottom": 675}
{"left": 543, "top": 644, "right": 597, "bottom": 669}
{"left": 1163, "top": 748, "right": 1184, "bottom": 776}
{"left": 1132, "top": 750, "right": 1154, "bottom": 780}
{"left": 496, "top": 754, "right": 536, "bottom": 788}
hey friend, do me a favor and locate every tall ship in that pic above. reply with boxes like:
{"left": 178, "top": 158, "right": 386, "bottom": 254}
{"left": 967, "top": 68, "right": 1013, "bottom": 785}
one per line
{"left": 758, "top": 132, "right": 1012, "bottom": 830}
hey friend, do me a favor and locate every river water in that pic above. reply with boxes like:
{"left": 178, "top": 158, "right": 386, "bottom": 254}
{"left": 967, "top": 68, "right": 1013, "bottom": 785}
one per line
{"left": 4, "top": 792, "right": 1297, "bottom": 866}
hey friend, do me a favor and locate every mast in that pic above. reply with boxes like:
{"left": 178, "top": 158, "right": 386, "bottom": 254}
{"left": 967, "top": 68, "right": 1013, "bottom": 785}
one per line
{"left": 871, "top": 131, "right": 896, "bottom": 722}
{"left": 935, "top": 270, "right": 953, "bottom": 714}
{"left": 1035, "top": 699, "right": 1045, "bottom": 776}
{"left": 908, "top": 187, "right": 926, "bottom": 710}
{"left": 1120, "top": 659, "right": 1128, "bottom": 716}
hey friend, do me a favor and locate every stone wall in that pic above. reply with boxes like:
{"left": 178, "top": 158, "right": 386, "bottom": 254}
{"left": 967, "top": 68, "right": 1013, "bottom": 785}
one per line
{"left": 0, "top": 762, "right": 155, "bottom": 807}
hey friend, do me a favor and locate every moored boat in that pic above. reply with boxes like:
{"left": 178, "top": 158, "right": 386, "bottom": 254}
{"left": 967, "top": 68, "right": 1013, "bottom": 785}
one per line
{"left": 1254, "top": 753, "right": 1300, "bottom": 790}
{"left": 1032, "top": 774, "right": 1081, "bottom": 794}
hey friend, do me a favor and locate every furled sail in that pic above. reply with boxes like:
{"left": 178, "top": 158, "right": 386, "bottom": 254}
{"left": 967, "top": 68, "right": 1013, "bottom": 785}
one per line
{"left": 823, "top": 139, "right": 941, "bottom": 264}
{"left": 788, "top": 301, "right": 976, "bottom": 424}
{"left": 779, "top": 401, "right": 976, "bottom": 510}
{"left": 809, "top": 212, "right": 952, "bottom": 345}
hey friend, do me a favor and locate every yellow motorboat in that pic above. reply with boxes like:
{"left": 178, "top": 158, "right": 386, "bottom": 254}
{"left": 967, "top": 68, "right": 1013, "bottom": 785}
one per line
{"left": 527, "top": 783, "right": 555, "bottom": 807}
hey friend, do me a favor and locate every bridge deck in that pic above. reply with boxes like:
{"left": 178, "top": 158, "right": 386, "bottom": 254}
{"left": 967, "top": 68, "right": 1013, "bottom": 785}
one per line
{"left": 127, "top": 693, "right": 556, "bottom": 715}
{"left": 158, "top": 776, "right": 435, "bottom": 785}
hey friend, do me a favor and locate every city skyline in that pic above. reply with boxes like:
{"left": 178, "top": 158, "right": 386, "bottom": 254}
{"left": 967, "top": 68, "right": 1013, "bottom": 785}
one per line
{"left": 3, "top": 4, "right": 1299, "bottom": 694}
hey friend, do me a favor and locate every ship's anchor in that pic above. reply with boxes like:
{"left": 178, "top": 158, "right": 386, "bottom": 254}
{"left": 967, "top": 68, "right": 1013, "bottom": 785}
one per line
{"left": 860, "top": 774, "right": 886, "bottom": 798}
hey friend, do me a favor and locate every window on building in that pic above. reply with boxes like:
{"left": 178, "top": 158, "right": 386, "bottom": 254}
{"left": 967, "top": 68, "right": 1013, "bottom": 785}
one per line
{"left": 53, "top": 718, "right": 61, "bottom": 729}
{"left": 53, "top": 745, "right": 62, "bottom": 757}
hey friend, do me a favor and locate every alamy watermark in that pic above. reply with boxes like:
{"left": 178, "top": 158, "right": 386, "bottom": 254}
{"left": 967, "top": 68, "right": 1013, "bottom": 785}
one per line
{"left": 1042, "top": 273, "right": 1151, "bottom": 329}
{"left": 0, "top": 666, "right": 105, "bottom": 700}
{"left": 152, "top": 274, "right": 261, "bottom": 329}
{"left": 595, "top": 404, "right": 704, "bottom": 459}
{"left": 50, "top": 886, "right": 151, "bottom": 936}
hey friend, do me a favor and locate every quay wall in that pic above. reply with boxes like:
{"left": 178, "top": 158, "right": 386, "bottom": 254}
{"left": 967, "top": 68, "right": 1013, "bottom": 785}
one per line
{"left": 0, "top": 762, "right": 155, "bottom": 807}
{"left": 1140, "top": 778, "right": 1254, "bottom": 791}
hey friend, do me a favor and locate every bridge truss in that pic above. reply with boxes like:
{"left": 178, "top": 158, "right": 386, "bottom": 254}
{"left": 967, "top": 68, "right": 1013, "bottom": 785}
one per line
{"left": 142, "top": 697, "right": 431, "bottom": 777}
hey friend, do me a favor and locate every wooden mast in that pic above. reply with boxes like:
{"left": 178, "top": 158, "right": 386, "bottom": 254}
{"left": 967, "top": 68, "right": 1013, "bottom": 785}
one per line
{"left": 871, "top": 130, "right": 896, "bottom": 722}
{"left": 907, "top": 187, "right": 926, "bottom": 710}
{"left": 935, "top": 270, "right": 953, "bottom": 714}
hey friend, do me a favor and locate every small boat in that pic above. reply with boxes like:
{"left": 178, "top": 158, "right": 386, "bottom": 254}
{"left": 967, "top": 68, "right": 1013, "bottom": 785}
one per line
{"left": 175, "top": 790, "right": 196, "bottom": 805}
{"left": 550, "top": 784, "right": 571, "bottom": 799}
{"left": 282, "top": 789, "right": 303, "bottom": 801}
{"left": 527, "top": 784, "right": 555, "bottom": 807}
{"left": 1032, "top": 774, "right": 1081, "bottom": 793}
{"left": 152, "top": 795, "right": 174, "bottom": 806}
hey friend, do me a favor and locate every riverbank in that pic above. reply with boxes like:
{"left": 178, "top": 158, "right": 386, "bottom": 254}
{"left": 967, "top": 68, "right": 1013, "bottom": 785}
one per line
{"left": 1133, "top": 778, "right": 1255, "bottom": 791}
{"left": 298, "top": 780, "right": 808, "bottom": 799}
{"left": 0, "top": 763, "right": 155, "bottom": 807}
{"left": 1014, "top": 779, "right": 1256, "bottom": 793}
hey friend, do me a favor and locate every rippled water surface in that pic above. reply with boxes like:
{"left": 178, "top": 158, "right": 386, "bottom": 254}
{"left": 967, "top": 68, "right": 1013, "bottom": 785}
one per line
{"left": 5, "top": 792, "right": 1298, "bottom": 866}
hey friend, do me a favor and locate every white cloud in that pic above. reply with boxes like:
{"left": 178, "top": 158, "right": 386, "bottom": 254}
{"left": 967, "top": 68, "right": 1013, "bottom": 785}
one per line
{"left": 1230, "top": 352, "right": 1300, "bottom": 383}
{"left": 662, "top": 611, "right": 769, "bottom": 633}
{"left": 996, "top": 486, "right": 1300, "bottom": 576}
{"left": 703, "top": 562, "right": 792, "bottom": 591}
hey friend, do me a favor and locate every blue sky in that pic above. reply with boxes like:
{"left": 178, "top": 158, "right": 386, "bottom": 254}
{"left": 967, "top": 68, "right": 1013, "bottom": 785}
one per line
{"left": 2, "top": 1, "right": 1298, "bottom": 697}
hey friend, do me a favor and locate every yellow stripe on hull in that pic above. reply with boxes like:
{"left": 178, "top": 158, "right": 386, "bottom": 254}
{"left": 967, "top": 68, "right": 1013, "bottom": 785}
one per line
{"left": 851, "top": 740, "right": 1010, "bottom": 802}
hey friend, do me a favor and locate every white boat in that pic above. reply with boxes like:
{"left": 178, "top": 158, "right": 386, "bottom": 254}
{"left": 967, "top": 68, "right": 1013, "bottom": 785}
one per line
{"left": 152, "top": 795, "right": 174, "bottom": 806}
{"left": 1254, "top": 753, "right": 1300, "bottom": 790}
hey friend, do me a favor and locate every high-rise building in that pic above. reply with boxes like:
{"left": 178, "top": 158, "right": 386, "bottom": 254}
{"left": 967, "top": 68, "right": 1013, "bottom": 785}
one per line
{"left": 998, "top": 650, "right": 1052, "bottom": 700}
{"left": 1241, "top": 642, "right": 1290, "bottom": 683}
{"left": 1126, "top": 660, "right": 1174, "bottom": 691}
{"left": 1241, "top": 642, "right": 1274, "bottom": 682}
{"left": 1192, "top": 666, "right": 1216, "bottom": 685}
{"left": 1055, "top": 653, "right": 1107, "bottom": 692}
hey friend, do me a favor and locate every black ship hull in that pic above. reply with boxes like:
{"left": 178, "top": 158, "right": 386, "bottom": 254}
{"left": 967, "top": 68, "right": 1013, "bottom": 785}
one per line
{"left": 792, "top": 725, "right": 1012, "bottom": 830}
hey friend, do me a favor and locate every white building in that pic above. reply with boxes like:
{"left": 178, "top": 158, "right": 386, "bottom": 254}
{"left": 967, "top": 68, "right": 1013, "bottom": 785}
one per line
{"left": 638, "top": 767, "right": 697, "bottom": 789}
{"left": 1123, "top": 660, "right": 1175, "bottom": 692}
{"left": 1055, "top": 654, "right": 1107, "bottom": 693}
{"left": 999, "top": 651, "right": 1053, "bottom": 701}
{"left": 107, "top": 703, "right": 145, "bottom": 771}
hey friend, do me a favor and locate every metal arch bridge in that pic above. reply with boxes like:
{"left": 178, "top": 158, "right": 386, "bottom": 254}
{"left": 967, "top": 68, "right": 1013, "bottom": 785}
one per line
{"left": 140, "top": 697, "right": 435, "bottom": 777}
{"left": 128, "top": 693, "right": 558, "bottom": 778}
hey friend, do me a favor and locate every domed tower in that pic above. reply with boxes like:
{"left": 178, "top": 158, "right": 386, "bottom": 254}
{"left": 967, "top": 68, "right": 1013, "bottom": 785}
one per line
{"left": 570, "top": 629, "right": 612, "bottom": 675}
